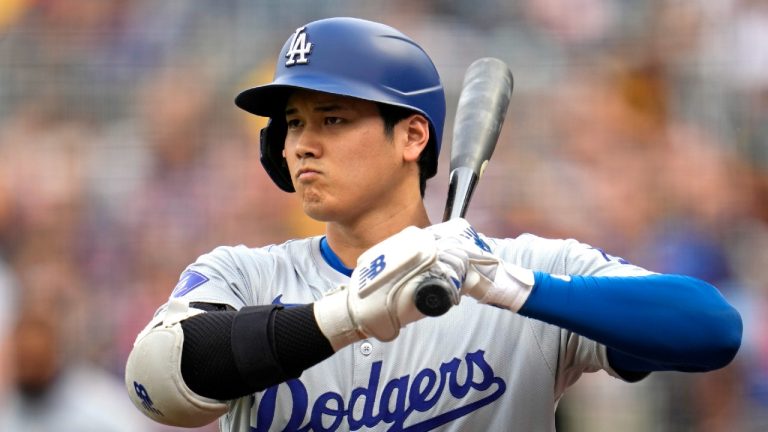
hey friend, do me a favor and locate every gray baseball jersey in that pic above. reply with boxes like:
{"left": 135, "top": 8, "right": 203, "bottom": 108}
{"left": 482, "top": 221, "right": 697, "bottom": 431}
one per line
{"left": 153, "top": 232, "right": 652, "bottom": 431}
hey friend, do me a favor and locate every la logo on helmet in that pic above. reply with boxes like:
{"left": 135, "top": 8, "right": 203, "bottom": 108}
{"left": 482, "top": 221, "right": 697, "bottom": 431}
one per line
{"left": 285, "top": 26, "right": 312, "bottom": 66}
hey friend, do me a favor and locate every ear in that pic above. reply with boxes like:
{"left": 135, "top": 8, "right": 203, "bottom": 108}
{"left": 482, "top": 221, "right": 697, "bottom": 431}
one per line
{"left": 401, "top": 114, "right": 430, "bottom": 163}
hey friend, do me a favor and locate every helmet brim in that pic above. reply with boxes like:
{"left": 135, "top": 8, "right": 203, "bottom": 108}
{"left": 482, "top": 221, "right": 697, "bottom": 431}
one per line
{"left": 235, "top": 73, "right": 434, "bottom": 119}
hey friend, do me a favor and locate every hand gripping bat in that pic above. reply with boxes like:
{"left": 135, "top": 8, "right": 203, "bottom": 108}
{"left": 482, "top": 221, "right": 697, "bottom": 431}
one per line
{"left": 414, "top": 57, "right": 514, "bottom": 317}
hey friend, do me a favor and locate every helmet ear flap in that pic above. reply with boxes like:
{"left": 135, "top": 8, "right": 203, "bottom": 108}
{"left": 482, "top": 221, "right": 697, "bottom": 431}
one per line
{"left": 259, "top": 119, "right": 295, "bottom": 192}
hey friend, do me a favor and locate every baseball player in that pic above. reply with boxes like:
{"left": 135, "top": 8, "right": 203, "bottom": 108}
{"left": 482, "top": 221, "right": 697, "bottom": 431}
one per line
{"left": 125, "top": 17, "right": 742, "bottom": 431}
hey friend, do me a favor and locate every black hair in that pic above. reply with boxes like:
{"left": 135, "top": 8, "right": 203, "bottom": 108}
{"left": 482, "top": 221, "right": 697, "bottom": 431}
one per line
{"left": 377, "top": 103, "right": 432, "bottom": 197}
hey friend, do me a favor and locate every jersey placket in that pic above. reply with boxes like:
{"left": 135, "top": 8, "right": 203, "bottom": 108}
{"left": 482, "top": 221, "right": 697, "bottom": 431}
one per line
{"left": 349, "top": 338, "right": 386, "bottom": 424}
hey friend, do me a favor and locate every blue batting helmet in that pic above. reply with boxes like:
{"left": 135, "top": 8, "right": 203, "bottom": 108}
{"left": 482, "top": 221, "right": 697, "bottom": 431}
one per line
{"left": 235, "top": 17, "right": 446, "bottom": 192}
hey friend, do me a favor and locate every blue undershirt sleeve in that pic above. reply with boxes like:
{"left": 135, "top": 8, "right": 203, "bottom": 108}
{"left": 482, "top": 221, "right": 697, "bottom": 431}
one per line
{"left": 518, "top": 272, "right": 742, "bottom": 373}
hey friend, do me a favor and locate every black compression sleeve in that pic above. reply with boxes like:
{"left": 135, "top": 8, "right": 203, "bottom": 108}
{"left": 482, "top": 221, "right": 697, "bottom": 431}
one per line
{"left": 273, "top": 304, "right": 335, "bottom": 376}
{"left": 180, "top": 303, "right": 334, "bottom": 400}
{"left": 180, "top": 310, "right": 243, "bottom": 400}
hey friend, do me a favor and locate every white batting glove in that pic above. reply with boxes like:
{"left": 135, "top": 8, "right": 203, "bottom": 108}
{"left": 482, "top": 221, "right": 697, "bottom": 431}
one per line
{"left": 314, "top": 226, "right": 467, "bottom": 350}
{"left": 427, "top": 218, "right": 535, "bottom": 312}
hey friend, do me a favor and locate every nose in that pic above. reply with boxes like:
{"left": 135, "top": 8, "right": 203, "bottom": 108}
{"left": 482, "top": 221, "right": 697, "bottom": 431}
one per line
{"left": 292, "top": 126, "right": 323, "bottom": 160}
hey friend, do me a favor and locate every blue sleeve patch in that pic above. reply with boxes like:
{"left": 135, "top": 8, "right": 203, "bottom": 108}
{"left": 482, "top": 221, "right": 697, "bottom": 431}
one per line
{"left": 171, "top": 270, "right": 210, "bottom": 298}
{"left": 590, "top": 247, "right": 630, "bottom": 264}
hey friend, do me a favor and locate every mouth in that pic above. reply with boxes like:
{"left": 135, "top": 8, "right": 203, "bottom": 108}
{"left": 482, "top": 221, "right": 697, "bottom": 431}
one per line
{"left": 296, "top": 167, "right": 321, "bottom": 181}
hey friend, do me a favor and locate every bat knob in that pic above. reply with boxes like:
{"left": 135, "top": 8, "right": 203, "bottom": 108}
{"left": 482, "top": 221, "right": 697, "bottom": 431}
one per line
{"left": 414, "top": 277, "right": 455, "bottom": 317}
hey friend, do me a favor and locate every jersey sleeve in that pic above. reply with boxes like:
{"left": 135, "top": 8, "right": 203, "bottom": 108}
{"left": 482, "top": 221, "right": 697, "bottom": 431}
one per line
{"left": 132, "top": 245, "right": 264, "bottom": 345}
{"left": 505, "top": 233, "right": 740, "bottom": 394}
{"left": 496, "top": 234, "right": 655, "bottom": 394}
{"left": 167, "top": 245, "right": 274, "bottom": 310}
{"left": 139, "top": 238, "right": 328, "bottom": 331}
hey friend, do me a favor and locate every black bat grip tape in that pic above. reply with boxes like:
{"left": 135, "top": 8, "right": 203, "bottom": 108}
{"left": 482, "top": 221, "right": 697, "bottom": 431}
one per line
{"left": 414, "top": 277, "right": 454, "bottom": 317}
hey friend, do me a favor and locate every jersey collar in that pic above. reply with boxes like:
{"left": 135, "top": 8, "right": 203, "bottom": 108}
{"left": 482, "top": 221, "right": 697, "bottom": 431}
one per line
{"left": 319, "top": 236, "right": 353, "bottom": 277}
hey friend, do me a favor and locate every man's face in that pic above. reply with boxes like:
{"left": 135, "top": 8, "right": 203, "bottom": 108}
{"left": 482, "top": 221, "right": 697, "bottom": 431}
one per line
{"left": 283, "top": 90, "right": 417, "bottom": 224}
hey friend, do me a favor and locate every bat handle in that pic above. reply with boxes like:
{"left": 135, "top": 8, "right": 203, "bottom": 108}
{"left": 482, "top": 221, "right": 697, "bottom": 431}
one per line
{"left": 414, "top": 276, "right": 455, "bottom": 317}
{"left": 416, "top": 167, "right": 478, "bottom": 317}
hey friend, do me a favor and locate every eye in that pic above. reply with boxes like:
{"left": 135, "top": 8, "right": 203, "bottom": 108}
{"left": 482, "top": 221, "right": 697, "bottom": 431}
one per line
{"left": 286, "top": 118, "right": 302, "bottom": 129}
{"left": 324, "top": 116, "right": 344, "bottom": 126}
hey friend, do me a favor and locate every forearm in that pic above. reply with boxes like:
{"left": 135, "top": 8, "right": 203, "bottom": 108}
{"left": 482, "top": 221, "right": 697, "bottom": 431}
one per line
{"left": 519, "top": 273, "right": 743, "bottom": 372}
{"left": 125, "top": 300, "right": 336, "bottom": 427}
{"left": 180, "top": 304, "right": 334, "bottom": 400}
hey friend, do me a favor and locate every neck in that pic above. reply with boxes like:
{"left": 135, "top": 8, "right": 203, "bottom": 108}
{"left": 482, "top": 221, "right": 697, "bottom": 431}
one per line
{"left": 324, "top": 200, "right": 430, "bottom": 268}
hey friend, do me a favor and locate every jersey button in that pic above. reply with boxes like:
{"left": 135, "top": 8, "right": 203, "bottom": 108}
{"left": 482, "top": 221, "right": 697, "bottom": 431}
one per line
{"left": 360, "top": 341, "right": 373, "bottom": 356}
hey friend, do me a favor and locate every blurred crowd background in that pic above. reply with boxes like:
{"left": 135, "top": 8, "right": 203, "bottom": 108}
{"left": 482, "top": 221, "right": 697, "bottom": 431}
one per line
{"left": 0, "top": 0, "right": 766, "bottom": 431}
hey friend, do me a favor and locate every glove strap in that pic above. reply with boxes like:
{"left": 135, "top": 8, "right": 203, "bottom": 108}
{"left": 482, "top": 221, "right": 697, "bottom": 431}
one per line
{"left": 314, "top": 287, "right": 364, "bottom": 351}
{"left": 472, "top": 262, "right": 535, "bottom": 312}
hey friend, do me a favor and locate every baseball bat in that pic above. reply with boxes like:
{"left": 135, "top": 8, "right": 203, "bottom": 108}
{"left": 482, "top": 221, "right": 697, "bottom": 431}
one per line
{"left": 414, "top": 57, "right": 514, "bottom": 317}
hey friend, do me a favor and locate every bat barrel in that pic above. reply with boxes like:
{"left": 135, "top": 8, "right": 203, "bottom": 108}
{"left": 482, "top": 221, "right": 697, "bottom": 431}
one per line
{"left": 450, "top": 58, "right": 513, "bottom": 176}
